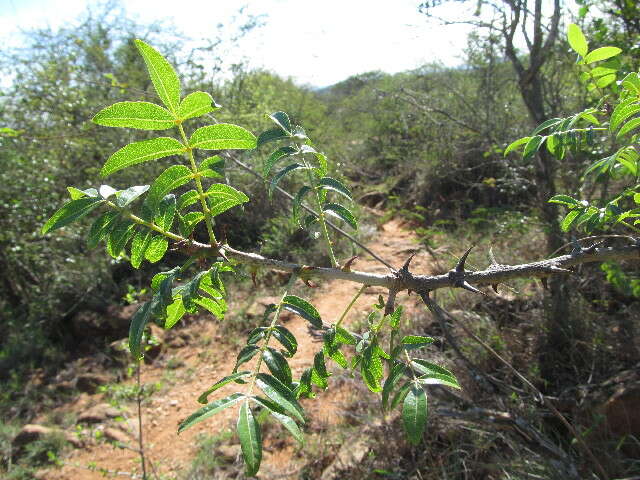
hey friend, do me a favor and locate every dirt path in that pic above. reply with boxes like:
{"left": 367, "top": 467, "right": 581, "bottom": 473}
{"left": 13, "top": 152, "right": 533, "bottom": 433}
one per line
{"left": 45, "top": 219, "right": 433, "bottom": 479}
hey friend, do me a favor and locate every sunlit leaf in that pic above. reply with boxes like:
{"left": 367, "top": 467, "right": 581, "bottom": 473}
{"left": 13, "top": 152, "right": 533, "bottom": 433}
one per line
{"left": 101, "top": 137, "right": 185, "bottom": 176}
{"left": 190, "top": 124, "right": 256, "bottom": 150}
{"left": 135, "top": 40, "right": 181, "bottom": 113}
{"left": 93, "top": 101, "right": 175, "bottom": 130}
{"left": 567, "top": 23, "right": 588, "bottom": 57}
{"left": 178, "top": 91, "right": 218, "bottom": 121}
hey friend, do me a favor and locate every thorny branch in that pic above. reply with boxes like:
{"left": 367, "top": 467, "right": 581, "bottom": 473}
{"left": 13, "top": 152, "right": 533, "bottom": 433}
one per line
{"left": 205, "top": 241, "right": 640, "bottom": 294}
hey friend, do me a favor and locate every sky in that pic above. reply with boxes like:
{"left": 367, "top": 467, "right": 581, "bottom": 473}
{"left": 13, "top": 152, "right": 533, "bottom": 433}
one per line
{"left": 0, "top": 0, "right": 574, "bottom": 87}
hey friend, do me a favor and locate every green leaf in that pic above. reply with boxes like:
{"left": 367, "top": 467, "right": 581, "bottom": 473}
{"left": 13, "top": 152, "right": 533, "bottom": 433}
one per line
{"left": 87, "top": 211, "right": 118, "bottom": 248}
{"left": 42, "top": 198, "right": 104, "bottom": 234}
{"left": 115, "top": 185, "right": 150, "bottom": 208}
{"left": 531, "top": 118, "right": 562, "bottom": 136}
{"left": 296, "top": 369, "right": 314, "bottom": 399}
{"left": 101, "top": 137, "right": 185, "bottom": 176}
{"left": 317, "top": 177, "right": 352, "bottom": 201}
{"left": 391, "top": 382, "right": 411, "bottom": 410}
{"left": 67, "top": 187, "right": 98, "bottom": 200}
{"left": 562, "top": 209, "right": 581, "bottom": 232}
{"left": 180, "top": 270, "right": 208, "bottom": 311}
{"left": 584, "top": 46, "right": 622, "bottom": 64}
{"left": 272, "top": 325, "right": 298, "bottom": 357}
{"left": 387, "top": 306, "right": 403, "bottom": 329}
{"left": 269, "top": 163, "right": 306, "bottom": 196}
{"left": 269, "top": 111, "right": 292, "bottom": 133}
{"left": 177, "top": 190, "right": 199, "bottom": 211}
{"left": 189, "top": 124, "right": 256, "bottom": 150}
{"left": 237, "top": 401, "right": 262, "bottom": 477}
{"left": 106, "top": 219, "right": 136, "bottom": 258}
{"left": 400, "top": 335, "right": 435, "bottom": 350}
{"left": 270, "top": 411, "right": 303, "bottom": 445}
{"left": 411, "top": 359, "right": 457, "bottom": 379}
{"left": 282, "top": 295, "right": 322, "bottom": 328}
{"left": 382, "top": 363, "right": 407, "bottom": 410}
{"left": 255, "top": 373, "right": 305, "bottom": 423}
{"left": 417, "top": 372, "right": 461, "bottom": 389}
{"left": 129, "top": 300, "right": 155, "bottom": 359}
{"left": 610, "top": 104, "right": 640, "bottom": 133}
{"left": 567, "top": 24, "right": 588, "bottom": 57}
{"left": 548, "top": 195, "right": 580, "bottom": 207}
{"left": 257, "top": 127, "right": 291, "bottom": 147}
{"left": 130, "top": 229, "right": 153, "bottom": 268}
{"left": 264, "top": 146, "right": 297, "bottom": 178}
{"left": 621, "top": 72, "right": 640, "bottom": 96}
{"left": 402, "top": 385, "right": 428, "bottom": 445}
{"left": 310, "top": 368, "right": 328, "bottom": 389}
{"left": 262, "top": 348, "right": 293, "bottom": 386}
{"left": 323, "top": 342, "right": 348, "bottom": 368}
{"left": 610, "top": 98, "right": 637, "bottom": 132}
{"left": 235, "top": 345, "right": 260, "bottom": 371}
{"left": 523, "top": 135, "right": 545, "bottom": 160}
{"left": 313, "top": 351, "right": 329, "bottom": 378}
{"left": 178, "top": 91, "right": 218, "bottom": 121}
{"left": 504, "top": 136, "right": 531, "bottom": 156}
{"left": 93, "top": 101, "right": 175, "bottom": 130}
{"left": 198, "top": 372, "right": 252, "bottom": 404}
{"left": 335, "top": 326, "right": 356, "bottom": 345}
{"left": 178, "top": 393, "right": 244, "bottom": 433}
{"left": 145, "top": 235, "right": 168, "bottom": 263}
{"left": 205, "top": 184, "right": 249, "bottom": 217}
{"left": 145, "top": 165, "right": 192, "bottom": 214}
{"left": 198, "top": 156, "right": 225, "bottom": 179}
{"left": 178, "top": 211, "right": 205, "bottom": 237}
{"left": 617, "top": 117, "right": 640, "bottom": 138}
{"left": 164, "top": 296, "right": 186, "bottom": 329}
{"left": 194, "top": 296, "right": 226, "bottom": 319}
{"left": 292, "top": 186, "right": 312, "bottom": 228}
{"left": 596, "top": 74, "right": 616, "bottom": 88}
{"left": 135, "top": 40, "right": 181, "bottom": 113}
{"left": 323, "top": 203, "right": 358, "bottom": 229}
{"left": 154, "top": 194, "right": 176, "bottom": 231}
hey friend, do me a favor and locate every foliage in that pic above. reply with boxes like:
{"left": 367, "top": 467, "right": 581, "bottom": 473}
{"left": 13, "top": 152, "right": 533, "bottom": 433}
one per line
{"left": 41, "top": 40, "right": 461, "bottom": 475}
{"left": 507, "top": 23, "right": 640, "bottom": 235}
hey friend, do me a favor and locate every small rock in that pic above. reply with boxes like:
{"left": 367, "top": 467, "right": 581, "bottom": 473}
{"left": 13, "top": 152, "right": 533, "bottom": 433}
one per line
{"left": 76, "top": 372, "right": 111, "bottom": 394}
{"left": 12, "top": 424, "right": 83, "bottom": 455}
{"left": 103, "top": 428, "right": 130, "bottom": 446}
{"left": 216, "top": 444, "right": 241, "bottom": 462}
{"left": 77, "top": 403, "right": 121, "bottom": 424}
{"left": 169, "top": 399, "right": 178, "bottom": 407}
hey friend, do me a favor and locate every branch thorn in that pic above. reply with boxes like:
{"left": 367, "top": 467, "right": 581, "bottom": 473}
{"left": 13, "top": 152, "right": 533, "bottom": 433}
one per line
{"left": 456, "top": 245, "right": 475, "bottom": 273}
